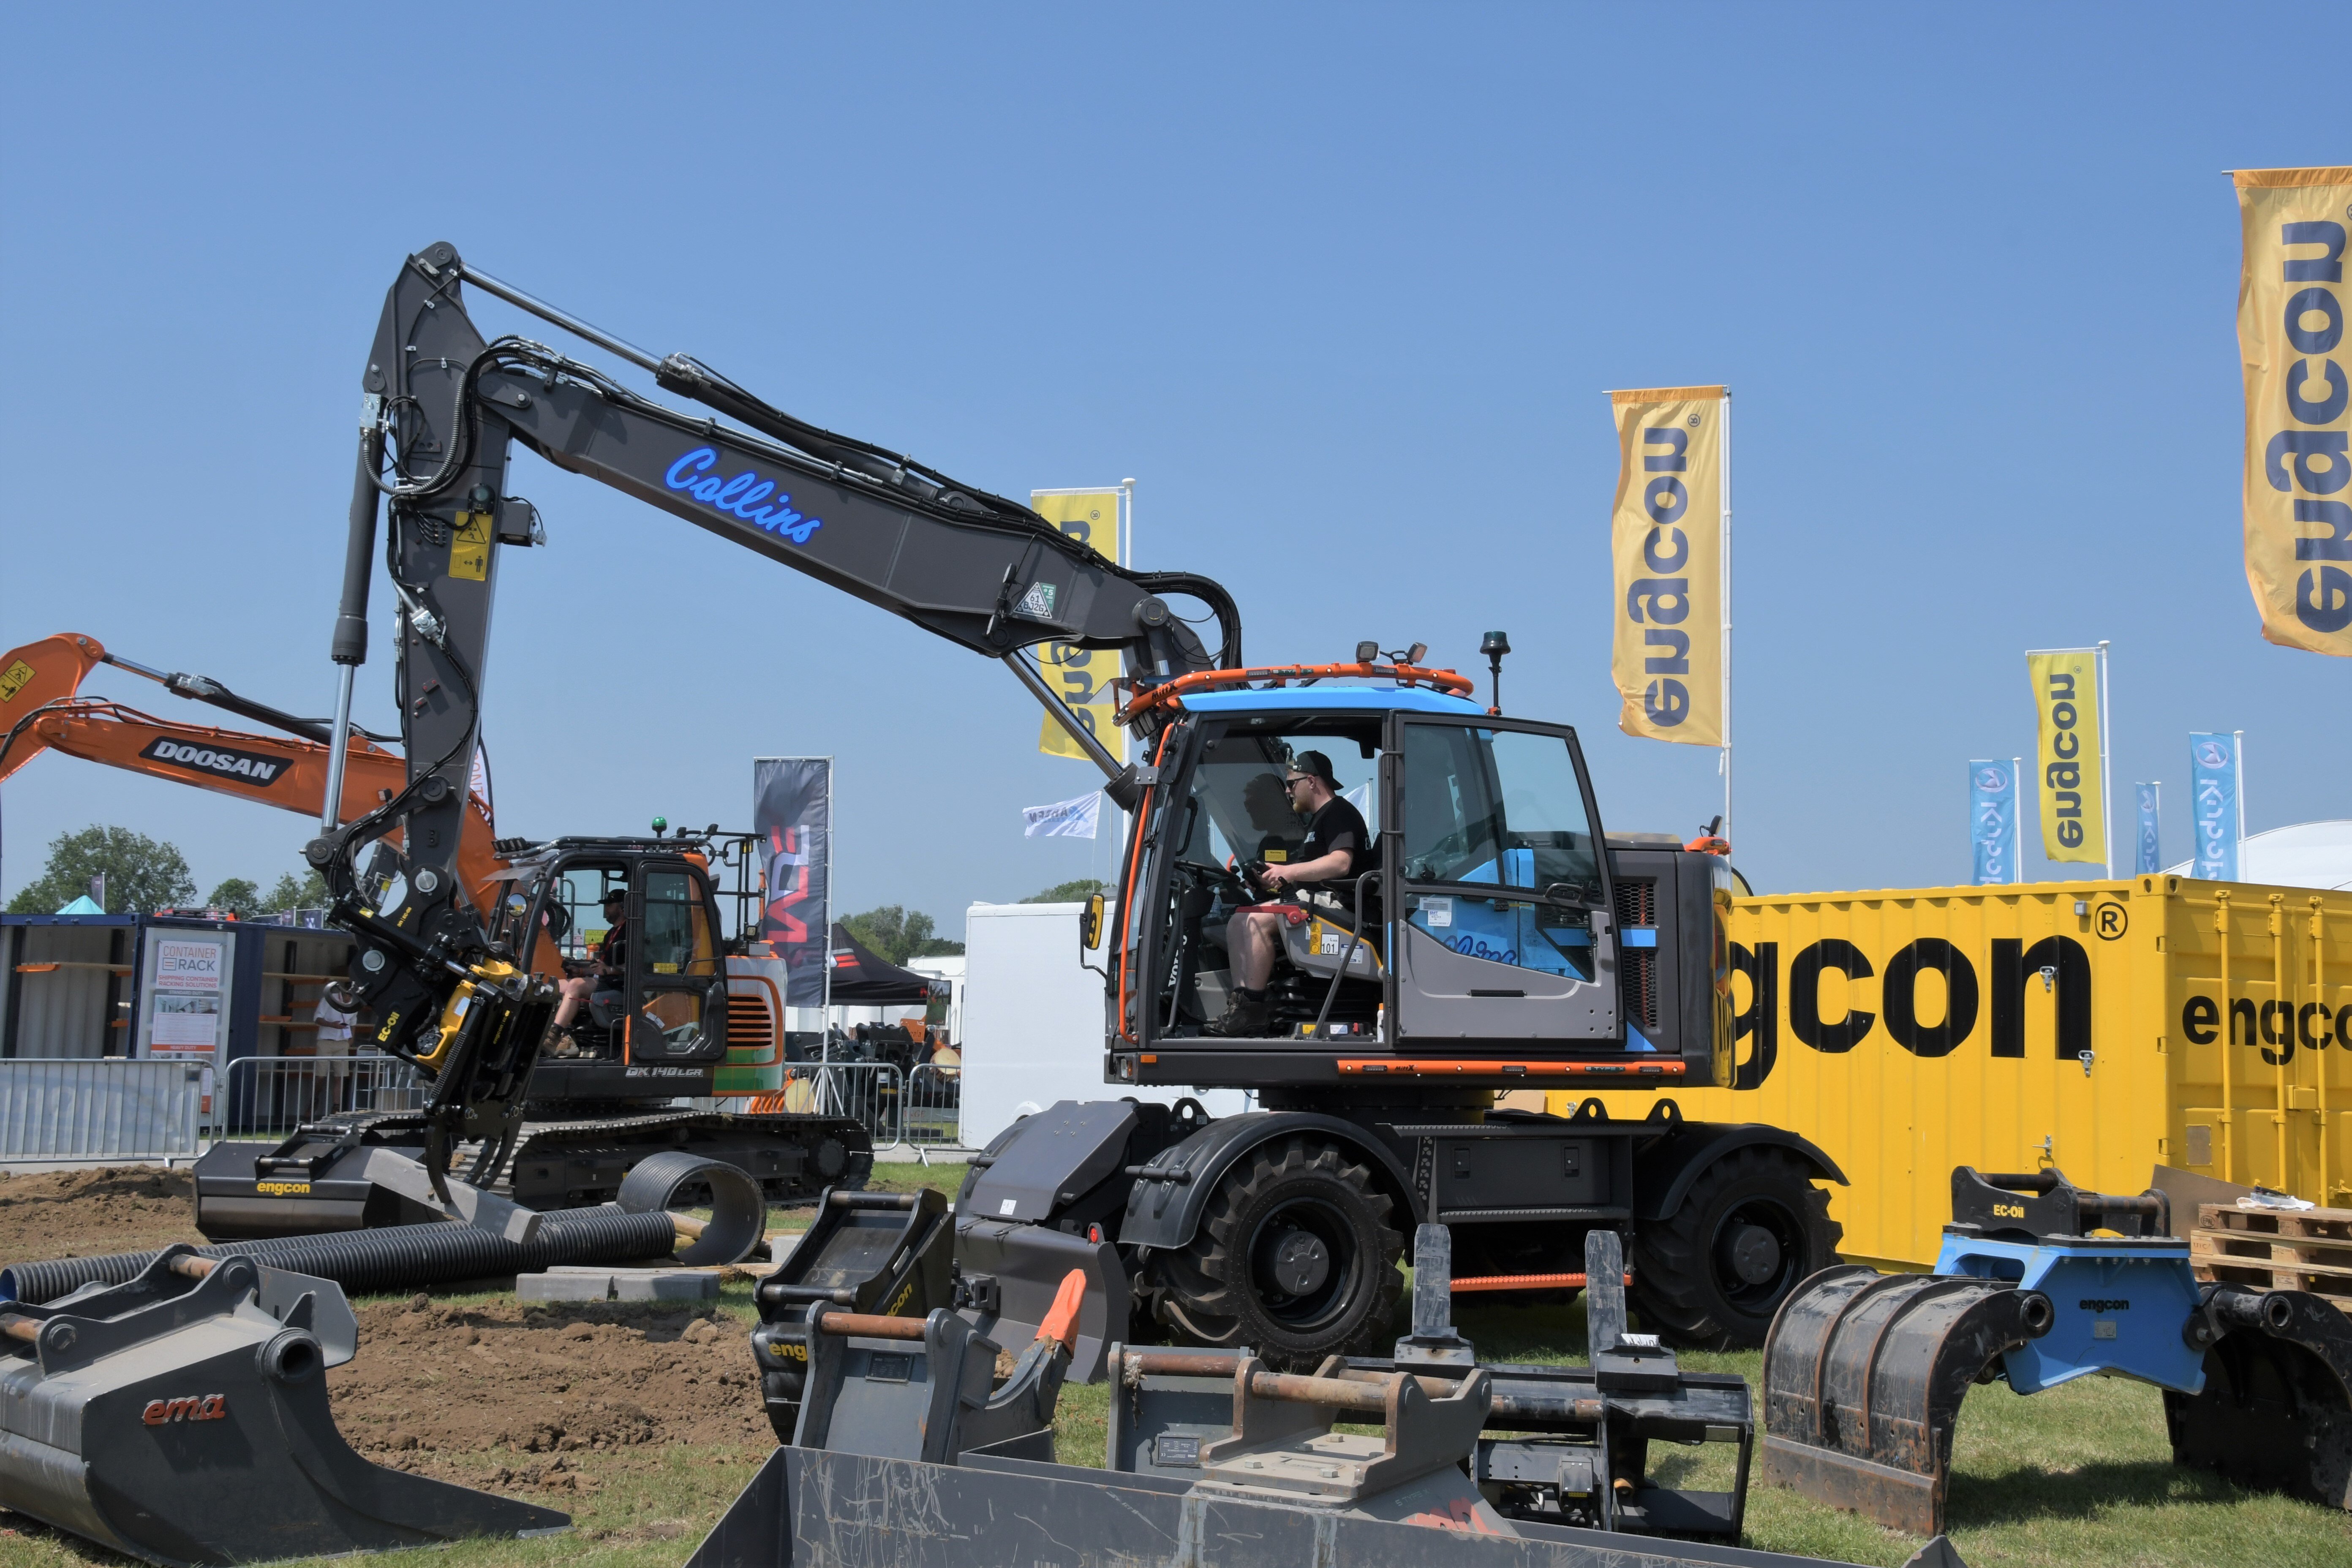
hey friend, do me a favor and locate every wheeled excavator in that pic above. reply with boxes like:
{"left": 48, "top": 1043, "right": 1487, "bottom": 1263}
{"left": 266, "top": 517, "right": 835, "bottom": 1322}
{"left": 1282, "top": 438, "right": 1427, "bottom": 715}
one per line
{"left": 0, "top": 632, "right": 872, "bottom": 1229}
{"left": 297, "top": 242, "right": 1844, "bottom": 1367}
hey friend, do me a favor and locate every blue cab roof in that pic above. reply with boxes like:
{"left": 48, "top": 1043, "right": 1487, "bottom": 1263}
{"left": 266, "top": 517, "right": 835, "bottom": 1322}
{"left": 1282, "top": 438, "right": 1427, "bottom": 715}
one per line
{"left": 1175, "top": 686, "right": 1485, "bottom": 717}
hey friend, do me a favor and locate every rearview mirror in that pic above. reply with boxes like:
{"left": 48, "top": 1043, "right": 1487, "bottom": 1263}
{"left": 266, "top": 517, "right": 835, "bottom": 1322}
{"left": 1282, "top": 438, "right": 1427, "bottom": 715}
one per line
{"left": 1080, "top": 893, "right": 1105, "bottom": 951}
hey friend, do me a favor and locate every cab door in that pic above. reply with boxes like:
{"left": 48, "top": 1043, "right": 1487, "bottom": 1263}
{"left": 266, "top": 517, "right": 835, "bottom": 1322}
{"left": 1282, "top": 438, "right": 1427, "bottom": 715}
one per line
{"left": 628, "top": 862, "right": 729, "bottom": 1062}
{"left": 1385, "top": 716, "right": 1622, "bottom": 1046}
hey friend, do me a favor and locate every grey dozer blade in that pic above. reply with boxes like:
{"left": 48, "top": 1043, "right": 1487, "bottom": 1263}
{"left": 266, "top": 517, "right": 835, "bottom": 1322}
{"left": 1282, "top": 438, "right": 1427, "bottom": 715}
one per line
{"left": 0, "top": 1244, "right": 567, "bottom": 1566}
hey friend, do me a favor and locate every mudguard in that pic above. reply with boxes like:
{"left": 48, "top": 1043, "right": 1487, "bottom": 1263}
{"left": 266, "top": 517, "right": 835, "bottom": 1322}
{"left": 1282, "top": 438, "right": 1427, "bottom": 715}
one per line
{"left": 1118, "top": 1111, "right": 1419, "bottom": 1252}
{"left": 959, "top": 1100, "right": 1141, "bottom": 1224}
{"left": 1631, "top": 1122, "right": 1846, "bottom": 1221}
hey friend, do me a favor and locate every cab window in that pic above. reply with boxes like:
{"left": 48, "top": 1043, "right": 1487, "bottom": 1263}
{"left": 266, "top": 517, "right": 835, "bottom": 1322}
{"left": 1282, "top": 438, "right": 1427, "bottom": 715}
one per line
{"left": 641, "top": 870, "right": 719, "bottom": 976}
{"left": 1401, "top": 726, "right": 1598, "bottom": 897}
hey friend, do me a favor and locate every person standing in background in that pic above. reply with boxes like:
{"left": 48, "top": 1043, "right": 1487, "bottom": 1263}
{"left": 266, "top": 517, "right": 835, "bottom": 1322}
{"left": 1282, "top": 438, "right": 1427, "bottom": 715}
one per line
{"left": 309, "top": 988, "right": 357, "bottom": 1117}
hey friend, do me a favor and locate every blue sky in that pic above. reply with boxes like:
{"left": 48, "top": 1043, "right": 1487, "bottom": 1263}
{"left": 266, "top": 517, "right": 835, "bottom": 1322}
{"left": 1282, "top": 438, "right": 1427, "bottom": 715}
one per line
{"left": 3, "top": 5, "right": 2346, "bottom": 926}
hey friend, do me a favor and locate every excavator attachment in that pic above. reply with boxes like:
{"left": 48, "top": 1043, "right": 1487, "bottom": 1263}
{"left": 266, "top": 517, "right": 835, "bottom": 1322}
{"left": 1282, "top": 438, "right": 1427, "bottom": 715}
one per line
{"left": 0, "top": 1244, "right": 567, "bottom": 1566}
{"left": 694, "top": 1251, "right": 1961, "bottom": 1568}
{"left": 1764, "top": 1168, "right": 2352, "bottom": 1534}
{"left": 1760, "top": 1267, "right": 2051, "bottom": 1534}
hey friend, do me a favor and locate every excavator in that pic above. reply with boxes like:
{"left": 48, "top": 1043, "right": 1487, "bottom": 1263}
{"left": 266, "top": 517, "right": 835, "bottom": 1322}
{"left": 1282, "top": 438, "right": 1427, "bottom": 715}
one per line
{"left": 288, "top": 241, "right": 1845, "bottom": 1367}
{"left": 0, "top": 631, "right": 873, "bottom": 1228}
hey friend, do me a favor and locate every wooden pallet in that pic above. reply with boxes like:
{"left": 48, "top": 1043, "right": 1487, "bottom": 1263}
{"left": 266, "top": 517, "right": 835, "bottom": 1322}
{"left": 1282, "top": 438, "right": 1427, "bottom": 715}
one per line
{"left": 2192, "top": 1201, "right": 2352, "bottom": 1318}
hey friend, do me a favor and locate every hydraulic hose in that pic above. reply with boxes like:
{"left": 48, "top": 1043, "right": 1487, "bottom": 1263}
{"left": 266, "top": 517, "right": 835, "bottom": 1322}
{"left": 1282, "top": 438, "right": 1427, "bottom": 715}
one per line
{"left": 1, "top": 1206, "right": 679, "bottom": 1305}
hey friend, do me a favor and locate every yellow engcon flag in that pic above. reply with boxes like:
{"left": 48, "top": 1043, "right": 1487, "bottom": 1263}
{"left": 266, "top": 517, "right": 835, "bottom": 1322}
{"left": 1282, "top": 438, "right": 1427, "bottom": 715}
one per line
{"left": 2026, "top": 649, "right": 2105, "bottom": 865}
{"left": 2233, "top": 167, "right": 2352, "bottom": 656}
{"left": 1029, "top": 488, "right": 1127, "bottom": 763}
{"left": 1608, "top": 387, "right": 1723, "bottom": 745}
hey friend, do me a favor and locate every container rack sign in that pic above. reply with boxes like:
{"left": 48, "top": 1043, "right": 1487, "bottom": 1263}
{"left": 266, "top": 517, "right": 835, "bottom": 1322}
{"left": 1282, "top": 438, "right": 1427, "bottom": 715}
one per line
{"left": 2232, "top": 167, "right": 2352, "bottom": 656}
{"left": 142, "top": 936, "right": 228, "bottom": 1059}
{"left": 1029, "top": 487, "right": 1130, "bottom": 765}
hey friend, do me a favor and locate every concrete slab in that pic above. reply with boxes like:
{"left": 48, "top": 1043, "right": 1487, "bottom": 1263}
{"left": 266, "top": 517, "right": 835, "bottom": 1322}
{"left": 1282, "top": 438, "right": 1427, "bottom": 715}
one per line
{"left": 515, "top": 1267, "right": 719, "bottom": 1303}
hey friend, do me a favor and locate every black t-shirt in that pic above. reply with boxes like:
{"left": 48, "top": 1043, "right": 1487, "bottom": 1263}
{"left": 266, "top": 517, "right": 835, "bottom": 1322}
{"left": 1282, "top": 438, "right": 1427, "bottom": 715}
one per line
{"left": 1300, "top": 795, "right": 1372, "bottom": 881}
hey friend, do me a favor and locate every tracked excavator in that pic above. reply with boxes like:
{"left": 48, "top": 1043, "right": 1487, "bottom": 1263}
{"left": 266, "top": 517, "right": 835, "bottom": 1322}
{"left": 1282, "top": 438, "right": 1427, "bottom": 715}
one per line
{"left": 0, "top": 632, "right": 872, "bottom": 1229}
{"left": 295, "top": 242, "right": 1842, "bottom": 1368}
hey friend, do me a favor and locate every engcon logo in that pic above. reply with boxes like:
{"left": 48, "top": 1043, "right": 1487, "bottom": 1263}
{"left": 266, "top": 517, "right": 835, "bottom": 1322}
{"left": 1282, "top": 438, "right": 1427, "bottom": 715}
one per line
{"left": 255, "top": 1181, "right": 312, "bottom": 1196}
{"left": 139, "top": 738, "right": 290, "bottom": 786}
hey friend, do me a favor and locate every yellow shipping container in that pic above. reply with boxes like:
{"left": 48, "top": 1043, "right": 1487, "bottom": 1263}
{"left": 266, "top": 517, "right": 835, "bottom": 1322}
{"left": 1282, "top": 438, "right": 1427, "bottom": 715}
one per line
{"left": 1559, "top": 875, "right": 2352, "bottom": 1272}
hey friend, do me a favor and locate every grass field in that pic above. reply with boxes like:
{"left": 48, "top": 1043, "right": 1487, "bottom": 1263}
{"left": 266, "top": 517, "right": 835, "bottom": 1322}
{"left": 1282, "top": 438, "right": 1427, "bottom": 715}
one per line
{"left": 1, "top": 1164, "right": 2344, "bottom": 1568}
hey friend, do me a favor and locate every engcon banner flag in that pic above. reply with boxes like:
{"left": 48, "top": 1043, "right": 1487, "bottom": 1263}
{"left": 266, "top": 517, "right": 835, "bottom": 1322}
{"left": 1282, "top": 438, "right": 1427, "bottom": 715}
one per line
{"left": 2233, "top": 167, "right": 2352, "bottom": 656}
{"left": 1609, "top": 387, "right": 1723, "bottom": 745}
{"left": 2026, "top": 649, "right": 2105, "bottom": 866}
{"left": 1029, "top": 489, "right": 1129, "bottom": 763}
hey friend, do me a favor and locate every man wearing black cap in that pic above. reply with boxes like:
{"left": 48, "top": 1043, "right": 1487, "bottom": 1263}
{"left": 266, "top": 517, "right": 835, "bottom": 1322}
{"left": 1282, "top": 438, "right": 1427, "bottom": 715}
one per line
{"left": 1205, "top": 750, "right": 1373, "bottom": 1037}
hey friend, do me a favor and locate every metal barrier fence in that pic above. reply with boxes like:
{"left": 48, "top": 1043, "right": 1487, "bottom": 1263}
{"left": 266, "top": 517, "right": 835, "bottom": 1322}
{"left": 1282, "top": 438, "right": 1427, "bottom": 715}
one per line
{"left": 899, "top": 1062, "right": 961, "bottom": 1148}
{"left": 220, "top": 1053, "right": 426, "bottom": 1136}
{"left": 736, "top": 1062, "right": 904, "bottom": 1146}
{"left": 0, "top": 1059, "right": 204, "bottom": 1161}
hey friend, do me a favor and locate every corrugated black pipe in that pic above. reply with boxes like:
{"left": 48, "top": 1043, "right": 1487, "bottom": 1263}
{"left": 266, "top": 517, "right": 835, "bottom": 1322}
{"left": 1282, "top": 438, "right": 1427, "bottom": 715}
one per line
{"left": 1, "top": 1207, "right": 679, "bottom": 1304}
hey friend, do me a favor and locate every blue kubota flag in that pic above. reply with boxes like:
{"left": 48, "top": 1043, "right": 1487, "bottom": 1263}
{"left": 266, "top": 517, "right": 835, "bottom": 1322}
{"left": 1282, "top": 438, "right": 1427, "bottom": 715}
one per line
{"left": 2189, "top": 734, "right": 2241, "bottom": 881}
{"left": 2135, "top": 784, "right": 2162, "bottom": 875}
{"left": 1968, "top": 759, "right": 2018, "bottom": 886}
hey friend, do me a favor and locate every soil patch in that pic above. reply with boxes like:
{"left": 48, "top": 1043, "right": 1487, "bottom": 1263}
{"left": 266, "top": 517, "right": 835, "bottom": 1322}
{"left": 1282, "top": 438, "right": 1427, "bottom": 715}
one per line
{"left": 0, "top": 1166, "right": 201, "bottom": 1264}
{"left": 327, "top": 1298, "right": 772, "bottom": 1494}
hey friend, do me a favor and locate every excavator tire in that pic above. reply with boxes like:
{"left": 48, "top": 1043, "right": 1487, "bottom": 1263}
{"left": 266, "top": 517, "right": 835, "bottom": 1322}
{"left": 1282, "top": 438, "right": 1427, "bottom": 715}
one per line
{"left": 1631, "top": 1146, "right": 1841, "bottom": 1351}
{"left": 1148, "top": 1136, "right": 1402, "bottom": 1370}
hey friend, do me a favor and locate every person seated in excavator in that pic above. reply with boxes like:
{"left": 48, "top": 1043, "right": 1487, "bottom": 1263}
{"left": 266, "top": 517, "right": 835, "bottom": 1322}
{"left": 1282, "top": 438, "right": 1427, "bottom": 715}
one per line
{"left": 1205, "top": 750, "right": 1376, "bottom": 1037}
{"left": 548, "top": 887, "right": 628, "bottom": 1057}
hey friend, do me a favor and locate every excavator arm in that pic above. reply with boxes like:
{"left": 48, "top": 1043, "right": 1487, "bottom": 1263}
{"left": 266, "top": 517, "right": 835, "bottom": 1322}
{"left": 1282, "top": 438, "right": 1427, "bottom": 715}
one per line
{"left": 303, "top": 242, "right": 1243, "bottom": 1189}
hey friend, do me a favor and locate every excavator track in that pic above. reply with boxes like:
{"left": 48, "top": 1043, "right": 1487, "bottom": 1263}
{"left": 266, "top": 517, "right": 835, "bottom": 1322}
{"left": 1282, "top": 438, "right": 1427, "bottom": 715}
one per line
{"left": 497, "top": 1111, "right": 875, "bottom": 1208}
{"left": 193, "top": 1109, "right": 874, "bottom": 1241}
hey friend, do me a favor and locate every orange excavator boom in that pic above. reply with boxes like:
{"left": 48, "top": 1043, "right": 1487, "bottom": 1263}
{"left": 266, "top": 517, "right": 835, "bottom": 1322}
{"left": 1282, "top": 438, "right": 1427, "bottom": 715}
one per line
{"left": 0, "top": 634, "right": 509, "bottom": 933}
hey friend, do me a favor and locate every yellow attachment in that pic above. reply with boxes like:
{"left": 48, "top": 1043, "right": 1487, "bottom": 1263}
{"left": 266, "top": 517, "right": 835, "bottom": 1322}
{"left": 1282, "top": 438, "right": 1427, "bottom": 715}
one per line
{"left": 416, "top": 957, "right": 524, "bottom": 1073}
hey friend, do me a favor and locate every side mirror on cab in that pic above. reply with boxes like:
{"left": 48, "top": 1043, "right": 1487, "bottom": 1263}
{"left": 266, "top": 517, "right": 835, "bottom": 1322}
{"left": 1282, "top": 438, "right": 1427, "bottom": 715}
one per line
{"left": 1080, "top": 893, "right": 1106, "bottom": 951}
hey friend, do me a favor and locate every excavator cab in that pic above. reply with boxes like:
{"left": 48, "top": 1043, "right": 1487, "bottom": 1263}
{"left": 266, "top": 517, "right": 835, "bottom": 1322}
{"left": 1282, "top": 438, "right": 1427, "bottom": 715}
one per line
{"left": 492, "top": 840, "right": 732, "bottom": 1088}
{"left": 1120, "top": 686, "right": 1665, "bottom": 1074}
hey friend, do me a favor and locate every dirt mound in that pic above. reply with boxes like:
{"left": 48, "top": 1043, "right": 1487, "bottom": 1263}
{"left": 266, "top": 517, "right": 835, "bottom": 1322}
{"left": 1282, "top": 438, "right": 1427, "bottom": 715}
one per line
{"left": 0, "top": 1165, "right": 201, "bottom": 1264}
{"left": 327, "top": 1297, "right": 771, "bottom": 1492}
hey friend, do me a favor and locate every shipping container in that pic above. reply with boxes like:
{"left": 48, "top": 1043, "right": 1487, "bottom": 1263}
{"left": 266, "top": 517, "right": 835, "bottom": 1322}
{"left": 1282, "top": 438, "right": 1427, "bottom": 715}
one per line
{"left": 1561, "top": 875, "right": 2352, "bottom": 1271}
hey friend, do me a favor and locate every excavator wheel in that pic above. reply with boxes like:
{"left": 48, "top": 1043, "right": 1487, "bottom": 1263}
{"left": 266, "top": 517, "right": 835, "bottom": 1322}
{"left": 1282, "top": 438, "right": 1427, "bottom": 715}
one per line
{"left": 1148, "top": 1136, "right": 1402, "bottom": 1370}
{"left": 1631, "top": 1146, "right": 1841, "bottom": 1351}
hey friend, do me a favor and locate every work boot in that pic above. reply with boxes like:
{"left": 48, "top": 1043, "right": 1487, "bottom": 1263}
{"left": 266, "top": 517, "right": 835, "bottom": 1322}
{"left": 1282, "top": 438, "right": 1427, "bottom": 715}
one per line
{"left": 1203, "top": 989, "right": 1270, "bottom": 1037}
{"left": 550, "top": 1029, "right": 581, "bottom": 1059}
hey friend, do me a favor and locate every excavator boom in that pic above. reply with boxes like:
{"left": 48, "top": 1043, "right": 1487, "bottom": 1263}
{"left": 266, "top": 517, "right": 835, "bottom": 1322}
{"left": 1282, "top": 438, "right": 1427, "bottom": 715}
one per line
{"left": 300, "top": 243, "right": 1242, "bottom": 1186}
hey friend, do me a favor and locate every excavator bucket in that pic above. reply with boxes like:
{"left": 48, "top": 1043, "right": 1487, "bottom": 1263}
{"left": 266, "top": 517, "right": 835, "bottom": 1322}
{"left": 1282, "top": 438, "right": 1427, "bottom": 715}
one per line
{"left": 2165, "top": 1284, "right": 2352, "bottom": 1513}
{"left": 1760, "top": 1267, "right": 2051, "bottom": 1535}
{"left": 0, "top": 1244, "right": 567, "bottom": 1566}
{"left": 1766, "top": 1168, "right": 2352, "bottom": 1533}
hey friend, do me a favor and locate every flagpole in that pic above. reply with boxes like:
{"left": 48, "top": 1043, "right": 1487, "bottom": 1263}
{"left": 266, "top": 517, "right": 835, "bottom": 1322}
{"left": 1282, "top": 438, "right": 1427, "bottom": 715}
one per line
{"left": 1720, "top": 392, "right": 1734, "bottom": 847}
{"left": 2096, "top": 640, "right": 2113, "bottom": 879}
{"left": 2235, "top": 729, "right": 2246, "bottom": 877}
{"left": 2012, "top": 757, "right": 2023, "bottom": 884}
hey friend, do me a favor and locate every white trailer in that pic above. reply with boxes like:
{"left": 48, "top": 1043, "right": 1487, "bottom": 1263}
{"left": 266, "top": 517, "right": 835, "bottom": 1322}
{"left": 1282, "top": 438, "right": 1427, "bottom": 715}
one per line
{"left": 957, "top": 902, "right": 1245, "bottom": 1149}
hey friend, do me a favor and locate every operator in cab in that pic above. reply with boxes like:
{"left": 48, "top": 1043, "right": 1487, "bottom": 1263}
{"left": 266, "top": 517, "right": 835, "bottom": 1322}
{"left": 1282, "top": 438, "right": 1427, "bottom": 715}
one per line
{"left": 1205, "top": 751, "right": 1374, "bottom": 1037}
{"left": 548, "top": 887, "right": 629, "bottom": 1056}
